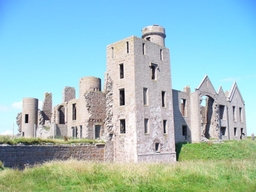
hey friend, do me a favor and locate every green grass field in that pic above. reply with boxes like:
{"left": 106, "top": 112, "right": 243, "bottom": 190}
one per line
{"left": 0, "top": 139, "right": 256, "bottom": 191}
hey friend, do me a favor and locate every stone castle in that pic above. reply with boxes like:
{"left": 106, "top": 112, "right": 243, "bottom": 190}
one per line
{"left": 16, "top": 25, "right": 247, "bottom": 162}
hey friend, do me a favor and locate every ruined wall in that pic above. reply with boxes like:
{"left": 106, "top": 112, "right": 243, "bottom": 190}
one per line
{"left": 173, "top": 89, "right": 191, "bottom": 143}
{"left": 42, "top": 92, "right": 52, "bottom": 121}
{"left": 63, "top": 86, "right": 75, "bottom": 102}
{"left": 84, "top": 91, "right": 106, "bottom": 139}
{"left": 0, "top": 144, "right": 105, "bottom": 169}
{"left": 227, "top": 84, "right": 247, "bottom": 140}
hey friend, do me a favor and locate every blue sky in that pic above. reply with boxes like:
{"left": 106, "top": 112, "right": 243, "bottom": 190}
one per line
{"left": 0, "top": 0, "right": 255, "bottom": 135}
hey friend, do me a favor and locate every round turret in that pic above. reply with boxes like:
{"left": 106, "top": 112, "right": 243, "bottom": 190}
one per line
{"left": 142, "top": 25, "right": 166, "bottom": 46}
{"left": 79, "top": 76, "right": 101, "bottom": 98}
{"left": 22, "top": 98, "right": 38, "bottom": 137}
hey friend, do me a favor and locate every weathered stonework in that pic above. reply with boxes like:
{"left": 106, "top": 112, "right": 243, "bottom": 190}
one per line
{"left": 0, "top": 144, "right": 105, "bottom": 169}
{"left": 16, "top": 25, "right": 246, "bottom": 163}
{"left": 42, "top": 92, "right": 52, "bottom": 121}
{"left": 173, "top": 76, "right": 246, "bottom": 143}
{"left": 63, "top": 86, "right": 75, "bottom": 103}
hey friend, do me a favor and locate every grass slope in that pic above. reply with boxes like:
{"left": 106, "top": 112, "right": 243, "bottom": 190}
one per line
{"left": 0, "top": 139, "right": 256, "bottom": 192}
{"left": 176, "top": 139, "right": 256, "bottom": 161}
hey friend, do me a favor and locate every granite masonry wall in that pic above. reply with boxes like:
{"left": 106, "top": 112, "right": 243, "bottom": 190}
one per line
{"left": 0, "top": 144, "right": 105, "bottom": 169}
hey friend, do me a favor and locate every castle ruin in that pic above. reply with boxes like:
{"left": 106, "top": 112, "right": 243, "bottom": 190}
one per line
{"left": 16, "top": 25, "right": 247, "bottom": 162}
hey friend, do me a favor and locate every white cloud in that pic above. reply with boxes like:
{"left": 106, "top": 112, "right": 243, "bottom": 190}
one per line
{"left": 11, "top": 101, "right": 22, "bottom": 109}
{"left": 0, "top": 130, "right": 13, "bottom": 135}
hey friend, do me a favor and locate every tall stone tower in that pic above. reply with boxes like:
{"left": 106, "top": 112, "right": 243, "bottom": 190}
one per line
{"left": 21, "top": 98, "right": 38, "bottom": 137}
{"left": 105, "top": 25, "right": 176, "bottom": 162}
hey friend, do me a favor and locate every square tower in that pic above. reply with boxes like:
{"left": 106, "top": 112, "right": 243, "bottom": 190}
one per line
{"left": 105, "top": 25, "right": 176, "bottom": 162}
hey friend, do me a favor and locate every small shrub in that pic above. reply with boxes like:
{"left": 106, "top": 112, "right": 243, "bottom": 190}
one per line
{"left": 64, "top": 136, "right": 68, "bottom": 141}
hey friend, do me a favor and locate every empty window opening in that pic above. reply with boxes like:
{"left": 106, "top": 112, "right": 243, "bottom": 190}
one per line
{"left": 72, "top": 103, "right": 76, "bottom": 120}
{"left": 155, "top": 142, "right": 160, "bottom": 152}
{"left": 126, "top": 41, "right": 129, "bottom": 53}
{"left": 25, "top": 114, "right": 29, "bottom": 123}
{"left": 144, "top": 118, "right": 149, "bottom": 134}
{"left": 219, "top": 105, "right": 225, "bottom": 120}
{"left": 72, "top": 127, "right": 78, "bottom": 138}
{"left": 143, "top": 88, "right": 148, "bottom": 105}
{"left": 160, "top": 49, "right": 163, "bottom": 60}
{"left": 142, "top": 43, "right": 145, "bottom": 55}
{"left": 95, "top": 125, "right": 101, "bottom": 139}
{"left": 119, "top": 89, "right": 125, "bottom": 106}
{"left": 240, "top": 128, "right": 244, "bottom": 138}
{"left": 234, "top": 127, "right": 237, "bottom": 136}
{"left": 111, "top": 47, "right": 114, "bottom": 58}
{"left": 233, "top": 106, "right": 236, "bottom": 122}
{"left": 150, "top": 64, "right": 157, "bottom": 80}
{"left": 119, "top": 63, "right": 124, "bottom": 79}
{"left": 22, "top": 132, "right": 24, "bottom": 137}
{"left": 162, "top": 91, "right": 166, "bottom": 107}
{"left": 221, "top": 127, "right": 226, "bottom": 136}
{"left": 163, "top": 120, "right": 167, "bottom": 134}
{"left": 58, "top": 106, "right": 65, "bottom": 124}
{"left": 146, "top": 37, "right": 151, "bottom": 41}
{"left": 182, "top": 125, "right": 187, "bottom": 139}
{"left": 180, "top": 99, "right": 186, "bottom": 116}
{"left": 80, "top": 125, "right": 82, "bottom": 139}
{"left": 200, "top": 95, "right": 214, "bottom": 139}
{"left": 239, "top": 107, "right": 243, "bottom": 122}
{"left": 120, "top": 119, "right": 126, "bottom": 134}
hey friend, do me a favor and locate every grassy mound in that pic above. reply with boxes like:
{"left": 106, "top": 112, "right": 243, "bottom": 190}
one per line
{"left": 176, "top": 139, "right": 256, "bottom": 161}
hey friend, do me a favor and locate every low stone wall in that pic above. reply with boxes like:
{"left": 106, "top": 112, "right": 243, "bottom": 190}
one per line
{"left": 0, "top": 144, "right": 105, "bottom": 169}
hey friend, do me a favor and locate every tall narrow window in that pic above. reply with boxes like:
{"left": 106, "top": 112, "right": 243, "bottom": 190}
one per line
{"left": 120, "top": 89, "right": 125, "bottom": 106}
{"left": 72, "top": 103, "right": 76, "bottom": 120}
{"left": 162, "top": 91, "right": 166, "bottom": 107}
{"left": 181, "top": 99, "right": 186, "bottom": 116}
{"left": 119, "top": 64, "right": 124, "bottom": 79}
{"left": 143, "top": 88, "right": 148, "bottom": 105}
{"left": 219, "top": 105, "right": 225, "bottom": 120}
{"left": 111, "top": 47, "right": 114, "bottom": 58}
{"left": 221, "top": 127, "right": 226, "bottom": 136}
{"left": 163, "top": 120, "right": 167, "bottom": 134}
{"left": 155, "top": 142, "right": 160, "bottom": 152}
{"left": 58, "top": 106, "right": 65, "bottom": 124}
{"left": 182, "top": 125, "right": 187, "bottom": 139}
{"left": 241, "top": 128, "right": 244, "bottom": 136}
{"left": 150, "top": 64, "right": 157, "bottom": 80}
{"left": 72, "top": 127, "right": 77, "bottom": 138}
{"left": 160, "top": 49, "right": 163, "bottom": 60}
{"left": 142, "top": 43, "right": 145, "bottom": 55}
{"left": 25, "top": 114, "right": 29, "bottom": 123}
{"left": 120, "top": 119, "right": 126, "bottom": 134}
{"left": 80, "top": 125, "right": 82, "bottom": 138}
{"left": 234, "top": 127, "right": 237, "bottom": 136}
{"left": 233, "top": 106, "right": 236, "bottom": 122}
{"left": 239, "top": 107, "right": 243, "bottom": 122}
{"left": 126, "top": 42, "right": 129, "bottom": 53}
{"left": 144, "top": 118, "right": 149, "bottom": 134}
{"left": 95, "top": 125, "right": 101, "bottom": 139}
